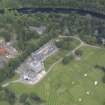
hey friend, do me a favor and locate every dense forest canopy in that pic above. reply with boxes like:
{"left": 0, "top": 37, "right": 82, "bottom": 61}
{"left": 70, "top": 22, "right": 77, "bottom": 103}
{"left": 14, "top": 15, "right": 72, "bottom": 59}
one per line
{"left": 0, "top": 1, "right": 105, "bottom": 105}
{"left": 0, "top": 0, "right": 104, "bottom": 85}
{"left": 0, "top": 10, "right": 104, "bottom": 83}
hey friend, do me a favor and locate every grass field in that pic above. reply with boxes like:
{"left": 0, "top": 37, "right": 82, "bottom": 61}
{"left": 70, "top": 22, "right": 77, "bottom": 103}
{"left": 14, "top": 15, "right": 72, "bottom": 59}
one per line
{"left": 44, "top": 49, "right": 68, "bottom": 70}
{"left": 1, "top": 46, "right": 105, "bottom": 105}
{"left": 44, "top": 37, "right": 80, "bottom": 70}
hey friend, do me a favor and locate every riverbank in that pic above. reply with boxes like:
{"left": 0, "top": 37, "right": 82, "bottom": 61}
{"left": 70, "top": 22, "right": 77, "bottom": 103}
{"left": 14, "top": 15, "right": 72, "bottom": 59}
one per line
{"left": 0, "top": 7, "right": 105, "bottom": 20}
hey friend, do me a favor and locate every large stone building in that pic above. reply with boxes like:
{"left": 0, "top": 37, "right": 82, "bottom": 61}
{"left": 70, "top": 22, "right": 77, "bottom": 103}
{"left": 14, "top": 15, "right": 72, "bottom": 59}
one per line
{"left": 17, "top": 41, "right": 58, "bottom": 84}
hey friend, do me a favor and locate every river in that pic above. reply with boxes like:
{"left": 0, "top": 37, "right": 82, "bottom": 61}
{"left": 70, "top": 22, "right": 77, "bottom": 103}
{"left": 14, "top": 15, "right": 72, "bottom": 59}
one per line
{"left": 15, "top": 8, "right": 105, "bottom": 20}
{"left": 0, "top": 7, "right": 105, "bottom": 20}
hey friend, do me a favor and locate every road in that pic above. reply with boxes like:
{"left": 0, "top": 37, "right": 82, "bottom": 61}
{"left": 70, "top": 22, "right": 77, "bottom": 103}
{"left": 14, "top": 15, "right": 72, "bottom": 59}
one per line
{"left": 2, "top": 79, "right": 21, "bottom": 87}
{"left": 47, "top": 35, "right": 102, "bottom": 75}
{"left": 2, "top": 35, "right": 103, "bottom": 87}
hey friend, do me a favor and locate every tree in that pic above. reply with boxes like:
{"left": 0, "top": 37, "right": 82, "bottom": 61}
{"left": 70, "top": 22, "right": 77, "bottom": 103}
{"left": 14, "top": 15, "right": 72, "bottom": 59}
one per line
{"left": 62, "top": 55, "right": 73, "bottom": 65}
{"left": 4, "top": 89, "right": 16, "bottom": 105}
{"left": 24, "top": 101, "right": 31, "bottom": 105}
{"left": 55, "top": 38, "right": 72, "bottom": 50}
{"left": 30, "top": 93, "right": 44, "bottom": 103}
{"left": 102, "top": 76, "right": 105, "bottom": 84}
{"left": 55, "top": 40, "right": 63, "bottom": 48}
{"left": 0, "top": 88, "right": 16, "bottom": 105}
{"left": 0, "top": 31, "right": 11, "bottom": 42}
{"left": 75, "top": 50, "right": 82, "bottom": 56}
{"left": 19, "top": 93, "right": 29, "bottom": 103}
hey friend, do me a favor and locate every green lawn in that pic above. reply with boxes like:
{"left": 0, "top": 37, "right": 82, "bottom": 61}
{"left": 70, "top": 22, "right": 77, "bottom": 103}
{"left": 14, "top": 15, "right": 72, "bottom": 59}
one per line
{"left": 1, "top": 73, "right": 20, "bottom": 85}
{"left": 0, "top": 101, "right": 9, "bottom": 105}
{"left": 3, "top": 46, "right": 105, "bottom": 105}
{"left": 44, "top": 37, "right": 80, "bottom": 70}
{"left": 44, "top": 49, "right": 68, "bottom": 70}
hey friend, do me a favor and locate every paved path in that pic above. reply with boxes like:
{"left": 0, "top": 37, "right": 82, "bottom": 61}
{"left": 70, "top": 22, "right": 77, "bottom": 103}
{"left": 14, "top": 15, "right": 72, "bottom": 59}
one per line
{"left": 41, "top": 35, "right": 84, "bottom": 80}
{"left": 46, "top": 35, "right": 103, "bottom": 75}
{"left": 2, "top": 35, "right": 103, "bottom": 87}
{"left": 59, "top": 35, "right": 102, "bottom": 49}
{"left": 2, "top": 79, "right": 21, "bottom": 87}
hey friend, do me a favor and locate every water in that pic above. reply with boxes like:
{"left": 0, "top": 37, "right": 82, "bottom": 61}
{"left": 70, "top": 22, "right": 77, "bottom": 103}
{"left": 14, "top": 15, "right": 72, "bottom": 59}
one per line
{"left": 0, "top": 8, "right": 105, "bottom": 20}
{"left": 15, "top": 8, "right": 105, "bottom": 20}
